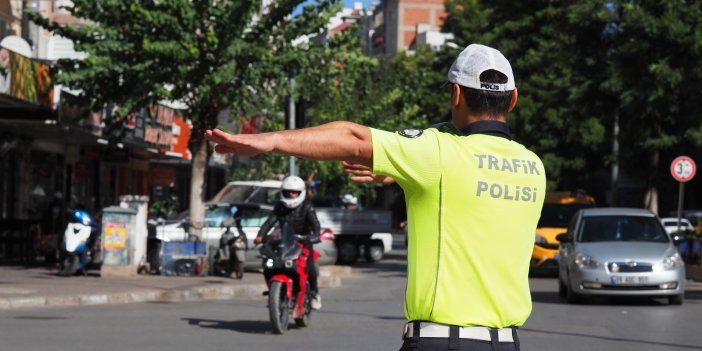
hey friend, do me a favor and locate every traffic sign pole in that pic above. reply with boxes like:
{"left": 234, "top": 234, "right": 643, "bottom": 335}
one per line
{"left": 677, "top": 182, "right": 684, "bottom": 233}
{"left": 670, "top": 156, "right": 697, "bottom": 234}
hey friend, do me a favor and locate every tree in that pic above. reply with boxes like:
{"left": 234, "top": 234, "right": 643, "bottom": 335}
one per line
{"left": 443, "top": 0, "right": 609, "bottom": 191}
{"left": 441, "top": 0, "right": 702, "bottom": 211}
{"left": 231, "top": 29, "right": 448, "bottom": 205}
{"left": 29, "top": 0, "right": 341, "bottom": 240}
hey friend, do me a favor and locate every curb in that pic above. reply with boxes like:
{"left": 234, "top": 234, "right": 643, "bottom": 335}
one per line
{"left": 0, "top": 271, "right": 346, "bottom": 311}
{"left": 686, "top": 264, "right": 702, "bottom": 283}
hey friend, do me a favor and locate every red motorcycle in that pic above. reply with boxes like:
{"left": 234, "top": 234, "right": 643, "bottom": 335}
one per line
{"left": 260, "top": 223, "right": 319, "bottom": 334}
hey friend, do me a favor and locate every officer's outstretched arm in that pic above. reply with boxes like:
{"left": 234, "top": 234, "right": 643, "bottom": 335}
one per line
{"left": 205, "top": 122, "right": 373, "bottom": 167}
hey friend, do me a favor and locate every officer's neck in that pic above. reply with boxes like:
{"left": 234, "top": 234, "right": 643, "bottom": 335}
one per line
{"left": 451, "top": 114, "right": 507, "bottom": 130}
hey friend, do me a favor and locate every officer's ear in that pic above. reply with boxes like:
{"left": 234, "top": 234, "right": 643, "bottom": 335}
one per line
{"left": 508, "top": 88, "right": 518, "bottom": 113}
{"left": 451, "top": 84, "right": 462, "bottom": 109}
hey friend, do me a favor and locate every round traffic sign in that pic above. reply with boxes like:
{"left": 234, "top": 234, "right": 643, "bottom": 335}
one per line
{"left": 670, "top": 156, "right": 696, "bottom": 182}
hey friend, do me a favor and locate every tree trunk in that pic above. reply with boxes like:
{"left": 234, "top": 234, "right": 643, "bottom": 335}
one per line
{"left": 644, "top": 186, "right": 658, "bottom": 214}
{"left": 188, "top": 134, "right": 210, "bottom": 241}
{"left": 644, "top": 150, "right": 660, "bottom": 215}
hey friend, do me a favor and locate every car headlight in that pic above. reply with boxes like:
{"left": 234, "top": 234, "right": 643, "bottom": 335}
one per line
{"left": 574, "top": 253, "right": 599, "bottom": 269}
{"left": 535, "top": 234, "right": 548, "bottom": 245}
{"left": 662, "top": 252, "right": 684, "bottom": 270}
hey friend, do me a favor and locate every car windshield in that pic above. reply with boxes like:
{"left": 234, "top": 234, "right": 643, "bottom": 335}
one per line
{"left": 204, "top": 206, "right": 271, "bottom": 228}
{"left": 538, "top": 203, "right": 595, "bottom": 227}
{"left": 578, "top": 215, "right": 669, "bottom": 243}
{"left": 662, "top": 219, "right": 690, "bottom": 227}
{"left": 214, "top": 185, "right": 280, "bottom": 205}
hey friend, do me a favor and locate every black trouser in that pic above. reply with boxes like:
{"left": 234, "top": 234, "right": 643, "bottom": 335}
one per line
{"left": 307, "top": 247, "right": 318, "bottom": 293}
{"left": 399, "top": 325, "right": 521, "bottom": 351}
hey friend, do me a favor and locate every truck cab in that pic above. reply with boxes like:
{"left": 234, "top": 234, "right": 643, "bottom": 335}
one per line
{"left": 531, "top": 191, "right": 596, "bottom": 273}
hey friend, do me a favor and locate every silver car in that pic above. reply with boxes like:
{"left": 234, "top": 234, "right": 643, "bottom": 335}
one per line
{"left": 557, "top": 208, "right": 685, "bottom": 305}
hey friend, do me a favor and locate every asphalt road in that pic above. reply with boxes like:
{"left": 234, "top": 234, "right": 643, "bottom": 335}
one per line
{"left": 1, "top": 249, "right": 702, "bottom": 351}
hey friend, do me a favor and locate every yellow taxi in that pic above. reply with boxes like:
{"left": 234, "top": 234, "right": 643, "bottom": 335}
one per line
{"left": 531, "top": 191, "right": 596, "bottom": 271}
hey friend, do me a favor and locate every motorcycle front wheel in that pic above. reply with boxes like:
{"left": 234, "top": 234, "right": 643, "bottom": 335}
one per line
{"left": 268, "top": 281, "right": 290, "bottom": 334}
{"left": 59, "top": 255, "right": 77, "bottom": 277}
{"left": 295, "top": 290, "right": 313, "bottom": 327}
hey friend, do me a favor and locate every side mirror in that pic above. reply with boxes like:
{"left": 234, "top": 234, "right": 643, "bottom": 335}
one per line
{"left": 555, "top": 233, "right": 571, "bottom": 243}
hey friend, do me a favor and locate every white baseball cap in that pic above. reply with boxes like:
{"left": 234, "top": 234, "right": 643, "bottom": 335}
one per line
{"left": 446, "top": 44, "right": 515, "bottom": 92}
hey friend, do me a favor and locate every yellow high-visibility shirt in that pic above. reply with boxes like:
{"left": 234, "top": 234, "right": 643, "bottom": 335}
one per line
{"left": 371, "top": 121, "right": 546, "bottom": 327}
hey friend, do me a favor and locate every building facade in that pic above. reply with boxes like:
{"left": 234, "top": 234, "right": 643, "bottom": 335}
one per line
{"left": 371, "top": 0, "right": 447, "bottom": 58}
{"left": 0, "top": 1, "right": 229, "bottom": 265}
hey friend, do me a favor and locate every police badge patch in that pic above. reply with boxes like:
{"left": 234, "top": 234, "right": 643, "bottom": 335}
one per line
{"left": 398, "top": 128, "right": 423, "bottom": 138}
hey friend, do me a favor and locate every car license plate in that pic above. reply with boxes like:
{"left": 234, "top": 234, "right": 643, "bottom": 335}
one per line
{"left": 610, "top": 276, "right": 648, "bottom": 285}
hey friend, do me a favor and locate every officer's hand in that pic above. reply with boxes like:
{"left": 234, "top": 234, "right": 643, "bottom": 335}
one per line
{"left": 341, "top": 161, "right": 396, "bottom": 184}
{"left": 204, "top": 129, "right": 274, "bottom": 157}
{"left": 254, "top": 236, "right": 263, "bottom": 245}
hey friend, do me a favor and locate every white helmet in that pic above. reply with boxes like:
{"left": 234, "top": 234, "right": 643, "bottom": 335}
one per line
{"left": 280, "top": 175, "right": 307, "bottom": 209}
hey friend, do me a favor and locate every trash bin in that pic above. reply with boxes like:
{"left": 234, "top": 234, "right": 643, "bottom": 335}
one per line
{"left": 100, "top": 206, "right": 137, "bottom": 277}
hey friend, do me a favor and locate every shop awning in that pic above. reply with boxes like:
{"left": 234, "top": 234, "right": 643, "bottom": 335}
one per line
{"left": 0, "top": 93, "right": 56, "bottom": 121}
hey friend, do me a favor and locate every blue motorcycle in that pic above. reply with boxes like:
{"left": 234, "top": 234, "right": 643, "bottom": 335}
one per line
{"left": 59, "top": 209, "right": 96, "bottom": 276}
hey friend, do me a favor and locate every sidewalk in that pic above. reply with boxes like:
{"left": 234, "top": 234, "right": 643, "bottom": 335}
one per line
{"left": 0, "top": 264, "right": 352, "bottom": 310}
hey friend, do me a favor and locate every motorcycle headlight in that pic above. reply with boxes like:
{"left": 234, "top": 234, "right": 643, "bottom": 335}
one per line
{"left": 574, "top": 253, "right": 599, "bottom": 269}
{"left": 535, "top": 234, "right": 548, "bottom": 245}
{"left": 265, "top": 259, "right": 274, "bottom": 268}
{"left": 662, "top": 252, "right": 684, "bottom": 270}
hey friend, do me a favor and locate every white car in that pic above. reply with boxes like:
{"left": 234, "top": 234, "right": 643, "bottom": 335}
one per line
{"left": 660, "top": 217, "right": 694, "bottom": 240}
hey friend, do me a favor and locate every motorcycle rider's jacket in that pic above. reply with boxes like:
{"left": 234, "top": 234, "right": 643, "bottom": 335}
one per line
{"left": 371, "top": 121, "right": 546, "bottom": 328}
{"left": 258, "top": 200, "right": 321, "bottom": 248}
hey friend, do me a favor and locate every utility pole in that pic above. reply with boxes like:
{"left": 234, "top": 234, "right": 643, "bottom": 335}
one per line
{"left": 288, "top": 67, "right": 297, "bottom": 177}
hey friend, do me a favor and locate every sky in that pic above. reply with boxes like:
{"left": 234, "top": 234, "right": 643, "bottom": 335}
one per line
{"left": 294, "top": 0, "right": 376, "bottom": 15}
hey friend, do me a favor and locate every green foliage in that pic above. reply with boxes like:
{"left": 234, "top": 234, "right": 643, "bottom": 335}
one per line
{"left": 28, "top": 0, "right": 341, "bottom": 136}
{"left": 239, "top": 29, "right": 448, "bottom": 201}
{"left": 442, "top": 0, "right": 702, "bottom": 193}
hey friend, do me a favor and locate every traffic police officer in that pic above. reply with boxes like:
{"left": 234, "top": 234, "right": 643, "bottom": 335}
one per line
{"left": 204, "top": 43, "right": 546, "bottom": 351}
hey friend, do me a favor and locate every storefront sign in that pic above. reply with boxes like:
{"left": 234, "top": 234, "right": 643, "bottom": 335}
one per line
{"left": 0, "top": 48, "right": 54, "bottom": 108}
{"left": 144, "top": 125, "right": 172, "bottom": 146}
{"left": 159, "top": 114, "right": 192, "bottom": 160}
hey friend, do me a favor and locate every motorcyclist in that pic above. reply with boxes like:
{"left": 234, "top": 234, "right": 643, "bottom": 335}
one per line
{"left": 255, "top": 175, "right": 322, "bottom": 310}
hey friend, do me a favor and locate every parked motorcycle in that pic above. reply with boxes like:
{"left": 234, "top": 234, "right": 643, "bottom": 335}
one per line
{"left": 260, "top": 222, "right": 319, "bottom": 334}
{"left": 59, "top": 209, "right": 96, "bottom": 276}
{"left": 212, "top": 206, "right": 248, "bottom": 279}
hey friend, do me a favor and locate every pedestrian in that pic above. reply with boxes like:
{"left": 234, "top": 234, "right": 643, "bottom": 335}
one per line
{"left": 205, "top": 44, "right": 546, "bottom": 351}
{"left": 254, "top": 175, "right": 323, "bottom": 310}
